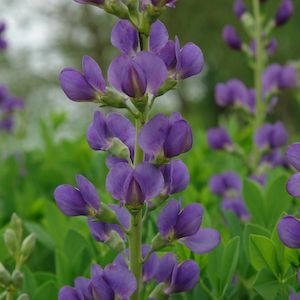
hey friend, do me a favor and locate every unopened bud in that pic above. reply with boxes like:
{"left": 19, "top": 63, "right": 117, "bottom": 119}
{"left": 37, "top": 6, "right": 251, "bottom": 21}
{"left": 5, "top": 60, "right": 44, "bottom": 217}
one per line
{"left": 4, "top": 228, "right": 18, "bottom": 257}
{"left": 105, "top": 231, "right": 126, "bottom": 252}
{"left": 104, "top": 0, "right": 129, "bottom": 19}
{"left": 20, "top": 233, "right": 36, "bottom": 261}
{"left": 10, "top": 213, "right": 23, "bottom": 241}
{"left": 17, "top": 294, "right": 29, "bottom": 300}
{"left": 12, "top": 270, "right": 23, "bottom": 288}
{"left": 0, "top": 262, "right": 11, "bottom": 286}
{"left": 107, "top": 138, "right": 130, "bottom": 161}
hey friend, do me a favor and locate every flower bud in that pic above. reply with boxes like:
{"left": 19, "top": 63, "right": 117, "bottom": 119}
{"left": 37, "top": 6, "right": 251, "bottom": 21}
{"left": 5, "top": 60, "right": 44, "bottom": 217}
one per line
{"left": 12, "top": 270, "right": 24, "bottom": 288}
{"left": 206, "top": 127, "right": 233, "bottom": 150}
{"left": 233, "top": 0, "right": 246, "bottom": 19}
{"left": 20, "top": 233, "right": 36, "bottom": 261}
{"left": 107, "top": 138, "right": 131, "bottom": 161}
{"left": 222, "top": 25, "right": 242, "bottom": 50}
{"left": 275, "top": 0, "right": 294, "bottom": 26}
{"left": 104, "top": 0, "right": 129, "bottom": 19}
{"left": 17, "top": 294, "right": 29, "bottom": 300}
{"left": 4, "top": 228, "right": 19, "bottom": 257}
{"left": 10, "top": 213, "right": 23, "bottom": 241}
{"left": 0, "top": 263, "right": 11, "bottom": 286}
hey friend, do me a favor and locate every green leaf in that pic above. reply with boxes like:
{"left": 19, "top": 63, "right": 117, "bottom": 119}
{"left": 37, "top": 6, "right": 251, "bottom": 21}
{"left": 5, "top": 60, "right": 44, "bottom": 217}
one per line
{"left": 249, "top": 234, "right": 279, "bottom": 277}
{"left": 55, "top": 249, "right": 71, "bottom": 286}
{"left": 32, "top": 281, "right": 58, "bottom": 300}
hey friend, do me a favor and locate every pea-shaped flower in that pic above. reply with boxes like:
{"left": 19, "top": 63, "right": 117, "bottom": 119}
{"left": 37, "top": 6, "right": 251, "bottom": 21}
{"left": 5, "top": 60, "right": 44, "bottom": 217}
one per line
{"left": 157, "top": 200, "right": 220, "bottom": 254}
{"left": 54, "top": 175, "right": 100, "bottom": 217}
{"left": 60, "top": 55, "right": 106, "bottom": 102}
{"left": 275, "top": 0, "right": 294, "bottom": 26}
{"left": 285, "top": 143, "right": 300, "bottom": 197}
{"left": 206, "top": 127, "right": 233, "bottom": 150}
{"left": 58, "top": 277, "right": 92, "bottom": 300}
{"left": 154, "top": 253, "right": 200, "bottom": 295}
{"left": 138, "top": 112, "right": 193, "bottom": 159}
{"left": 254, "top": 122, "right": 288, "bottom": 150}
{"left": 277, "top": 215, "right": 300, "bottom": 248}
{"left": 106, "top": 162, "right": 164, "bottom": 206}
{"left": 222, "top": 25, "right": 242, "bottom": 51}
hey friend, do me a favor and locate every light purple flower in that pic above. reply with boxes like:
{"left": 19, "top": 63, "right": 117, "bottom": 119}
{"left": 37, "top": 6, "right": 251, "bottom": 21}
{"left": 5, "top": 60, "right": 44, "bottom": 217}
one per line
{"left": 106, "top": 162, "right": 164, "bottom": 205}
{"left": 286, "top": 173, "right": 300, "bottom": 197}
{"left": 157, "top": 200, "right": 220, "bottom": 253}
{"left": 254, "top": 122, "right": 288, "bottom": 149}
{"left": 290, "top": 291, "right": 300, "bottom": 300}
{"left": 58, "top": 277, "right": 92, "bottom": 300}
{"left": 160, "top": 160, "right": 189, "bottom": 195}
{"left": 233, "top": 0, "right": 246, "bottom": 19}
{"left": 222, "top": 25, "right": 242, "bottom": 50}
{"left": 54, "top": 175, "right": 100, "bottom": 216}
{"left": 221, "top": 197, "right": 249, "bottom": 221}
{"left": 87, "top": 111, "right": 135, "bottom": 152}
{"left": 138, "top": 112, "right": 193, "bottom": 159}
{"left": 286, "top": 143, "right": 300, "bottom": 171}
{"left": 277, "top": 215, "right": 300, "bottom": 248}
{"left": 275, "top": 0, "right": 294, "bottom": 26}
{"left": 206, "top": 127, "right": 233, "bottom": 150}
{"left": 59, "top": 55, "right": 106, "bottom": 102}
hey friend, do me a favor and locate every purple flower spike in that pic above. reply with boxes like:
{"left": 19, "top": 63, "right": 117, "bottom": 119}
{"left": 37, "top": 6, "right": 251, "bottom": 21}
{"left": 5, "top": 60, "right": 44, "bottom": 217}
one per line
{"left": 206, "top": 127, "right": 233, "bottom": 150}
{"left": 139, "top": 113, "right": 193, "bottom": 159}
{"left": 87, "top": 111, "right": 135, "bottom": 152}
{"left": 106, "top": 162, "right": 164, "bottom": 205}
{"left": 275, "top": 0, "right": 294, "bottom": 26}
{"left": 277, "top": 215, "right": 300, "bottom": 248}
{"left": 254, "top": 122, "right": 288, "bottom": 149}
{"left": 233, "top": 0, "right": 247, "bottom": 19}
{"left": 286, "top": 143, "right": 300, "bottom": 171}
{"left": 160, "top": 160, "right": 190, "bottom": 195}
{"left": 175, "top": 37, "right": 204, "bottom": 80}
{"left": 222, "top": 25, "right": 242, "bottom": 50}
{"left": 54, "top": 175, "right": 100, "bottom": 216}
{"left": 60, "top": 55, "right": 106, "bottom": 102}
{"left": 111, "top": 20, "right": 139, "bottom": 55}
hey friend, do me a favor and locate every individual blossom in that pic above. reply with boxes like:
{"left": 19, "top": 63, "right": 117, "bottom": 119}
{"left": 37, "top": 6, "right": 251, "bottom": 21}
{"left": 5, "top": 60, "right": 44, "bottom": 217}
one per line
{"left": 275, "top": 0, "right": 294, "bottom": 26}
{"left": 254, "top": 122, "right": 288, "bottom": 150}
{"left": 106, "top": 162, "right": 164, "bottom": 206}
{"left": 59, "top": 55, "right": 106, "bottom": 102}
{"left": 262, "top": 64, "right": 298, "bottom": 93}
{"left": 114, "top": 245, "right": 159, "bottom": 282}
{"left": 222, "top": 25, "right": 242, "bottom": 51}
{"left": 54, "top": 175, "right": 100, "bottom": 216}
{"left": 58, "top": 277, "right": 92, "bottom": 300}
{"left": 285, "top": 143, "right": 300, "bottom": 197}
{"left": 156, "top": 200, "right": 220, "bottom": 254}
{"left": 154, "top": 253, "right": 200, "bottom": 295}
{"left": 206, "top": 127, "right": 233, "bottom": 150}
{"left": 0, "top": 22, "right": 8, "bottom": 50}
{"left": 233, "top": 0, "right": 247, "bottom": 19}
{"left": 160, "top": 160, "right": 189, "bottom": 196}
{"left": 138, "top": 112, "right": 193, "bottom": 159}
{"left": 277, "top": 215, "right": 300, "bottom": 248}
{"left": 221, "top": 196, "right": 249, "bottom": 220}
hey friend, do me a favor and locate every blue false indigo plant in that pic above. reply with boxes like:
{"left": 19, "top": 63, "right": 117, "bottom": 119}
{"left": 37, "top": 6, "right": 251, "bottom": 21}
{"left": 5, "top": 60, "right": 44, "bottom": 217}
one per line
{"left": 55, "top": 1, "right": 220, "bottom": 299}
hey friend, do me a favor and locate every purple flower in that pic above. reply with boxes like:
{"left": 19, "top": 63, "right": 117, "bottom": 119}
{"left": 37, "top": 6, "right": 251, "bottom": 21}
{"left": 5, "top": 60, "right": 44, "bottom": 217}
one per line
{"left": 88, "top": 204, "right": 130, "bottom": 242}
{"left": 0, "top": 117, "right": 14, "bottom": 133}
{"left": 160, "top": 160, "right": 189, "bottom": 195}
{"left": 249, "top": 38, "right": 277, "bottom": 57}
{"left": 0, "top": 22, "right": 8, "bottom": 50}
{"left": 155, "top": 253, "right": 200, "bottom": 295}
{"left": 215, "top": 79, "right": 248, "bottom": 108}
{"left": 54, "top": 175, "right": 100, "bottom": 216}
{"left": 59, "top": 55, "right": 106, "bottom": 102}
{"left": 222, "top": 25, "right": 242, "bottom": 50}
{"left": 58, "top": 277, "right": 92, "bottom": 300}
{"left": 209, "top": 171, "right": 241, "bottom": 197}
{"left": 90, "top": 263, "right": 137, "bottom": 300}
{"left": 106, "top": 162, "right": 164, "bottom": 206}
{"left": 206, "top": 127, "right": 233, "bottom": 150}
{"left": 138, "top": 112, "right": 193, "bottom": 159}
{"left": 221, "top": 197, "right": 249, "bottom": 221}
{"left": 233, "top": 0, "right": 246, "bottom": 19}
{"left": 290, "top": 291, "right": 300, "bottom": 300}
{"left": 254, "top": 122, "right": 288, "bottom": 149}
{"left": 286, "top": 173, "right": 300, "bottom": 197}
{"left": 260, "top": 150, "right": 289, "bottom": 169}
{"left": 277, "top": 215, "right": 300, "bottom": 248}
{"left": 275, "top": 0, "right": 294, "bottom": 26}
{"left": 286, "top": 143, "right": 300, "bottom": 171}
{"left": 114, "top": 245, "right": 159, "bottom": 282}
{"left": 74, "top": 0, "right": 105, "bottom": 6}
{"left": 87, "top": 111, "right": 135, "bottom": 152}
{"left": 157, "top": 200, "right": 220, "bottom": 253}
{"left": 249, "top": 174, "right": 266, "bottom": 186}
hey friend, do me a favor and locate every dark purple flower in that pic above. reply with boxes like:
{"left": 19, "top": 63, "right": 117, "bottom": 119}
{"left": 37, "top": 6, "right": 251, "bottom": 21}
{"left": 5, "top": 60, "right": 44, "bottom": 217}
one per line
{"left": 87, "top": 111, "right": 135, "bottom": 152}
{"left": 58, "top": 276, "right": 92, "bottom": 300}
{"left": 59, "top": 55, "right": 106, "bottom": 102}
{"left": 209, "top": 171, "right": 242, "bottom": 197}
{"left": 114, "top": 245, "right": 159, "bottom": 282}
{"left": 206, "top": 127, "right": 233, "bottom": 150}
{"left": 278, "top": 65, "right": 298, "bottom": 90}
{"left": 275, "top": 0, "right": 294, "bottom": 26}
{"left": 233, "top": 0, "right": 246, "bottom": 19}
{"left": 160, "top": 160, "right": 189, "bottom": 195}
{"left": 88, "top": 204, "right": 130, "bottom": 242}
{"left": 221, "top": 197, "right": 249, "bottom": 220}
{"left": 277, "top": 215, "right": 300, "bottom": 248}
{"left": 90, "top": 263, "right": 137, "bottom": 300}
{"left": 222, "top": 25, "right": 242, "bottom": 50}
{"left": 106, "top": 162, "right": 164, "bottom": 206}
{"left": 286, "top": 143, "right": 300, "bottom": 171}
{"left": 54, "top": 175, "right": 100, "bottom": 216}
{"left": 74, "top": 0, "right": 105, "bottom": 6}
{"left": 215, "top": 79, "right": 248, "bottom": 108}
{"left": 157, "top": 200, "right": 220, "bottom": 253}
{"left": 108, "top": 51, "right": 167, "bottom": 97}
{"left": 0, "top": 22, "right": 8, "bottom": 50}
{"left": 254, "top": 122, "right": 288, "bottom": 149}
{"left": 139, "top": 112, "right": 193, "bottom": 159}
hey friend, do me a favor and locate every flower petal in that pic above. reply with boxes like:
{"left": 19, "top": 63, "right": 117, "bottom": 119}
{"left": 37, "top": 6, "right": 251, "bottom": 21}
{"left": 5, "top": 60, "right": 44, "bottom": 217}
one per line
{"left": 277, "top": 215, "right": 300, "bottom": 248}
{"left": 155, "top": 253, "right": 177, "bottom": 284}
{"left": 88, "top": 218, "right": 111, "bottom": 242}
{"left": 286, "top": 143, "right": 300, "bottom": 171}
{"left": 286, "top": 173, "right": 300, "bottom": 197}
{"left": 149, "top": 20, "right": 169, "bottom": 53}
{"left": 58, "top": 287, "right": 80, "bottom": 300}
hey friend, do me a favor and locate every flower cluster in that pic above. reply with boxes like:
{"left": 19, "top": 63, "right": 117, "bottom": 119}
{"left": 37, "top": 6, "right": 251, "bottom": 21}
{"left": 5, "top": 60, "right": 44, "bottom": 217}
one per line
{"left": 55, "top": 0, "right": 220, "bottom": 299}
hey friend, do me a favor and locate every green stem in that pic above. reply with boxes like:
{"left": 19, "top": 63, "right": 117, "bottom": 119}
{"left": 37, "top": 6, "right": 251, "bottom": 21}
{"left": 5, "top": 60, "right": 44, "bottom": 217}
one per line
{"left": 5, "top": 290, "right": 14, "bottom": 300}
{"left": 252, "top": 0, "right": 265, "bottom": 169}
